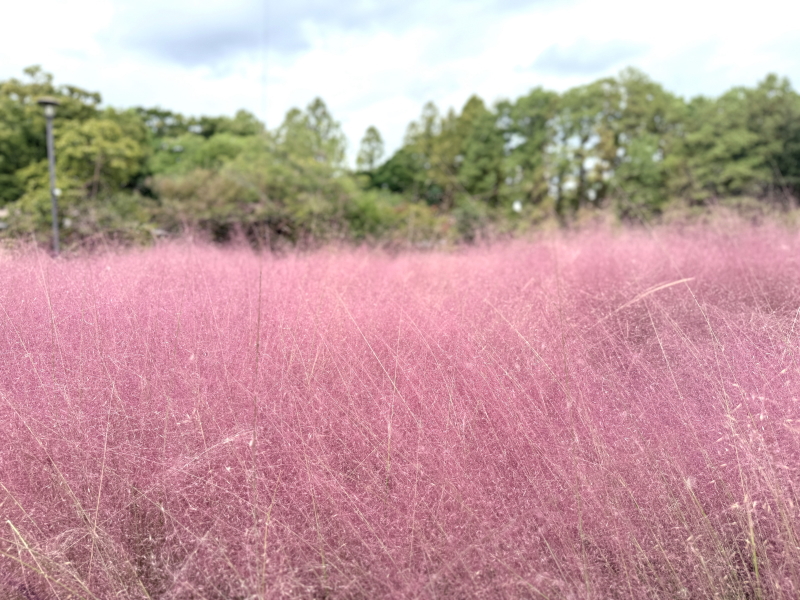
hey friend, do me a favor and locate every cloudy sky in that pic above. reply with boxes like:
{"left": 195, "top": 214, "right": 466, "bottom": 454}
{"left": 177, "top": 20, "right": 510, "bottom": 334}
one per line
{"left": 2, "top": 0, "right": 799, "bottom": 162}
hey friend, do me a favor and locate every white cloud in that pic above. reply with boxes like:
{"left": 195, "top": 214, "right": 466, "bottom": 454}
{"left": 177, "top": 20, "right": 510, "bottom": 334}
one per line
{"left": 1, "top": 0, "right": 798, "bottom": 164}
{"left": 531, "top": 39, "right": 648, "bottom": 75}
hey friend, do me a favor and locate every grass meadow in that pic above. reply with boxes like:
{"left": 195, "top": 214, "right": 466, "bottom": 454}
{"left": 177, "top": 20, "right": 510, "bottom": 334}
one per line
{"left": 1, "top": 226, "right": 800, "bottom": 599}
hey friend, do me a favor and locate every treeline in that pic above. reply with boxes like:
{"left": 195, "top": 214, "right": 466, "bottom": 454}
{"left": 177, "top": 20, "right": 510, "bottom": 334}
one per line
{"left": 1, "top": 66, "right": 799, "bottom": 247}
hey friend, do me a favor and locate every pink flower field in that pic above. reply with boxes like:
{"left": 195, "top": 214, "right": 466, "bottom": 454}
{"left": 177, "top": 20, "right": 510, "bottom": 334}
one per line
{"left": 1, "top": 227, "right": 799, "bottom": 599}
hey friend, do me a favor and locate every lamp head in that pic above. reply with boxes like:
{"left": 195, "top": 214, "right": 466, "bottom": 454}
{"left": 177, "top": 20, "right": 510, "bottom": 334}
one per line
{"left": 37, "top": 97, "right": 60, "bottom": 118}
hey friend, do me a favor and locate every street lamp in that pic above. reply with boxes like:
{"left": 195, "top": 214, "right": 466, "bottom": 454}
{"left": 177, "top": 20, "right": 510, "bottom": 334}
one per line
{"left": 37, "top": 96, "right": 61, "bottom": 255}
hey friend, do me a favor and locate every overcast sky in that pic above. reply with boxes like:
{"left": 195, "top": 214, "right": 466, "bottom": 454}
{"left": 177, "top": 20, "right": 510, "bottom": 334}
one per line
{"left": 2, "top": 0, "right": 799, "bottom": 162}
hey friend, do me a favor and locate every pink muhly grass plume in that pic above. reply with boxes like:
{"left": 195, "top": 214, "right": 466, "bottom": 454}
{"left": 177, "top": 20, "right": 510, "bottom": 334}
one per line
{"left": 0, "top": 226, "right": 799, "bottom": 598}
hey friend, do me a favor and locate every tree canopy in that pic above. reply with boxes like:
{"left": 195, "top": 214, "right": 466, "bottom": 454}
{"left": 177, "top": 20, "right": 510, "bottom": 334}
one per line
{"left": 1, "top": 66, "right": 799, "bottom": 247}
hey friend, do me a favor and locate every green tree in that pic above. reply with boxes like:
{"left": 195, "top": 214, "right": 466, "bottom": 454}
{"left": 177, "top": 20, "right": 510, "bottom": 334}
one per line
{"left": 497, "top": 87, "right": 559, "bottom": 208}
{"left": 148, "top": 132, "right": 255, "bottom": 176}
{"left": 668, "top": 74, "right": 800, "bottom": 202}
{"left": 397, "top": 97, "right": 505, "bottom": 208}
{"left": 153, "top": 100, "right": 352, "bottom": 243}
{"left": 0, "top": 66, "right": 102, "bottom": 205}
{"left": 548, "top": 80, "right": 617, "bottom": 215}
{"left": 136, "top": 107, "right": 191, "bottom": 138}
{"left": 278, "top": 98, "right": 346, "bottom": 168}
{"left": 609, "top": 69, "right": 684, "bottom": 217}
{"left": 543, "top": 69, "right": 682, "bottom": 218}
{"left": 356, "top": 126, "right": 384, "bottom": 171}
{"left": 195, "top": 109, "right": 264, "bottom": 138}
{"left": 57, "top": 109, "right": 149, "bottom": 197}
{"left": 457, "top": 96, "right": 505, "bottom": 205}
{"left": 401, "top": 101, "right": 448, "bottom": 204}
{"left": 368, "top": 146, "right": 421, "bottom": 193}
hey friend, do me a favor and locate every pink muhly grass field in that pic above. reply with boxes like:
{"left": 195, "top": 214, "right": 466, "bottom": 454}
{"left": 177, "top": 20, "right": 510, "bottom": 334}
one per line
{"left": 1, "top": 227, "right": 799, "bottom": 599}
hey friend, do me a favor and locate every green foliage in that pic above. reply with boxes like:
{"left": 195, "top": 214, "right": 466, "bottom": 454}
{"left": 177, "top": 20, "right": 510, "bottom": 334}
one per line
{"left": 280, "top": 98, "right": 346, "bottom": 167}
{"left": 152, "top": 99, "right": 353, "bottom": 243}
{"left": 550, "top": 79, "right": 615, "bottom": 214}
{"left": 369, "top": 146, "right": 420, "bottom": 193}
{"left": 497, "top": 87, "right": 559, "bottom": 207}
{"left": 452, "top": 195, "right": 490, "bottom": 243}
{"left": 57, "top": 109, "right": 149, "bottom": 194}
{"left": 2, "top": 65, "right": 800, "bottom": 248}
{"left": 0, "top": 66, "right": 102, "bottom": 204}
{"left": 668, "top": 74, "right": 800, "bottom": 202}
{"left": 356, "top": 126, "right": 384, "bottom": 172}
{"left": 457, "top": 96, "right": 505, "bottom": 204}
{"left": 344, "top": 190, "right": 400, "bottom": 241}
{"left": 388, "top": 97, "right": 506, "bottom": 208}
{"left": 195, "top": 109, "right": 264, "bottom": 138}
{"left": 147, "top": 132, "right": 254, "bottom": 176}
{"left": 613, "top": 133, "right": 668, "bottom": 218}
{"left": 136, "top": 107, "right": 191, "bottom": 138}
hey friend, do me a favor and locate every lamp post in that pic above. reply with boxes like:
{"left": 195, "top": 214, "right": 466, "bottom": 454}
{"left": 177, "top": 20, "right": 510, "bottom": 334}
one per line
{"left": 37, "top": 96, "right": 61, "bottom": 255}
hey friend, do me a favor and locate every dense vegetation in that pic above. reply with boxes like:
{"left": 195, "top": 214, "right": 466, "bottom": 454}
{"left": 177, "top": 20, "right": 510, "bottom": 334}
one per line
{"left": 2, "top": 228, "right": 800, "bottom": 597}
{"left": 2, "top": 66, "right": 800, "bottom": 246}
